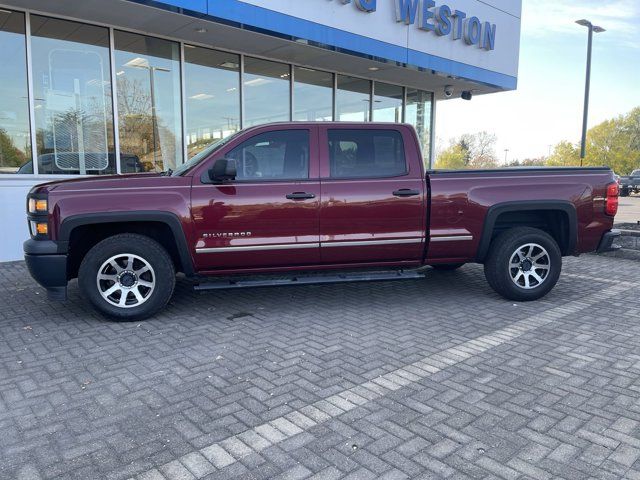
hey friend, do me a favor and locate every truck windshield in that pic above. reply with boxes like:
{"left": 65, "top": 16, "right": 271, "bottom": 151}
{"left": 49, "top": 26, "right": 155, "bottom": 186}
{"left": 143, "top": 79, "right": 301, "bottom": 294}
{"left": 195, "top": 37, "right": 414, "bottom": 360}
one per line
{"left": 172, "top": 132, "right": 242, "bottom": 176}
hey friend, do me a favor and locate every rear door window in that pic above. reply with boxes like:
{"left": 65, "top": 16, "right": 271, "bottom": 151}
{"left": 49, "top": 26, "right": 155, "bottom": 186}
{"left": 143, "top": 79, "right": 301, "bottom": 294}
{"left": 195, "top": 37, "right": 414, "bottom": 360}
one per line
{"left": 328, "top": 129, "right": 406, "bottom": 179}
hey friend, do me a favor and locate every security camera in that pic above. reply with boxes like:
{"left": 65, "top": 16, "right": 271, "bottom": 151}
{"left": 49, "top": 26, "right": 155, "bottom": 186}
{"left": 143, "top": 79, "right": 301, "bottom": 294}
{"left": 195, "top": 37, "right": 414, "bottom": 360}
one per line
{"left": 444, "top": 85, "right": 454, "bottom": 98}
{"left": 461, "top": 90, "right": 473, "bottom": 101}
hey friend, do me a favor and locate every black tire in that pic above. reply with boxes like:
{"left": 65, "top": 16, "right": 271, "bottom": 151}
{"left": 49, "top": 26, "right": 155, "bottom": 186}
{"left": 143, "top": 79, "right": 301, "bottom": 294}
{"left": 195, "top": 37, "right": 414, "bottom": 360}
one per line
{"left": 620, "top": 188, "right": 629, "bottom": 197}
{"left": 78, "top": 233, "right": 175, "bottom": 321}
{"left": 483, "top": 227, "right": 561, "bottom": 302}
{"left": 432, "top": 263, "right": 465, "bottom": 271}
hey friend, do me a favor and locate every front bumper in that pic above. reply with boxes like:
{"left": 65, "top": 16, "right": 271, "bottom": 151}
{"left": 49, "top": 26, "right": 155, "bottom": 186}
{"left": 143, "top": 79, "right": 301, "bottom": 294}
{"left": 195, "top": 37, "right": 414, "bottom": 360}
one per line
{"left": 596, "top": 229, "right": 621, "bottom": 254}
{"left": 23, "top": 239, "right": 68, "bottom": 301}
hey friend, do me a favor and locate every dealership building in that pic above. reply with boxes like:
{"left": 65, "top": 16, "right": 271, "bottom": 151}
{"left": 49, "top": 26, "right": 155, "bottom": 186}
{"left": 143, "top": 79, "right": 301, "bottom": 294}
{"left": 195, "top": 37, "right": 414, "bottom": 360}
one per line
{"left": 0, "top": 0, "right": 521, "bottom": 261}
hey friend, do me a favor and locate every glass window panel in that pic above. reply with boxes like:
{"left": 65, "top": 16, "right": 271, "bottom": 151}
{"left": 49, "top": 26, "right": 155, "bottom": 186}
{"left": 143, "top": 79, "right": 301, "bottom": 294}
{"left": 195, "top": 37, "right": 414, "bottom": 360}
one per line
{"left": 336, "top": 75, "right": 370, "bottom": 122}
{"left": 243, "top": 57, "right": 290, "bottom": 127}
{"left": 405, "top": 89, "right": 433, "bottom": 164}
{"left": 31, "top": 15, "right": 114, "bottom": 175}
{"left": 225, "top": 129, "right": 309, "bottom": 180}
{"left": 373, "top": 82, "right": 403, "bottom": 123}
{"left": 293, "top": 67, "right": 333, "bottom": 121}
{"left": 328, "top": 129, "right": 406, "bottom": 178}
{"left": 184, "top": 46, "right": 240, "bottom": 159}
{"left": 115, "top": 30, "right": 182, "bottom": 172}
{"left": 0, "top": 10, "right": 30, "bottom": 174}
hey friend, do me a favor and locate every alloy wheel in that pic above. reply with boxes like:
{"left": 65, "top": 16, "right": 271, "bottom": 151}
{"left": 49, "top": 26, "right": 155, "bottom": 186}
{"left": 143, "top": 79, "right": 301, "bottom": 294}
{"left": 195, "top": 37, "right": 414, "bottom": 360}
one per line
{"left": 96, "top": 254, "right": 155, "bottom": 308}
{"left": 508, "top": 243, "right": 551, "bottom": 289}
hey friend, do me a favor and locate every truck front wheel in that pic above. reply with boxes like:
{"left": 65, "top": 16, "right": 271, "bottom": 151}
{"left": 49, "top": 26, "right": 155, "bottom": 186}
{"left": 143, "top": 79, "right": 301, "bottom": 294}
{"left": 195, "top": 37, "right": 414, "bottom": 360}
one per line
{"left": 78, "top": 233, "right": 175, "bottom": 321}
{"left": 483, "top": 227, "right": 561, "bottom": 301}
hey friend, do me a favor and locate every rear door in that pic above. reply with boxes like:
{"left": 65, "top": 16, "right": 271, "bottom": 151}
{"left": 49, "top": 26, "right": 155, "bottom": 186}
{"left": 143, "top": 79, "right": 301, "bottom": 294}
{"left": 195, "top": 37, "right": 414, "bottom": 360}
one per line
{"left": 191, "top": 125, "right": 321, "bottom": 271}
{"left": 318, "top": 125, "right": 426, "bottom": 264}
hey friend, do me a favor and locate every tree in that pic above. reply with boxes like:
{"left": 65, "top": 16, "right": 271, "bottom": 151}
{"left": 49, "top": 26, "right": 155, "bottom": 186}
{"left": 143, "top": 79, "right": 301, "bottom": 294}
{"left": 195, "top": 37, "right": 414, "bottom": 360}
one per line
{"left": 435, "top": 143, "right": 468, "bottom": 169}
{"left": 506, "top": 157, "right": 545, "bottom": 167}
{"left": 470, "top": 153, "right": 499, "bottom": 169}
{"left": 0, "top": 128, "right": 27, "bottom": 169}
{"left": 546, "top": 141, "right": 580, "bottom": 167}
{"left": 436, "top": 131, "right": 501, "bottom": 170}
{"left": 545, "top": 107, "right": 640, "bottom": 174}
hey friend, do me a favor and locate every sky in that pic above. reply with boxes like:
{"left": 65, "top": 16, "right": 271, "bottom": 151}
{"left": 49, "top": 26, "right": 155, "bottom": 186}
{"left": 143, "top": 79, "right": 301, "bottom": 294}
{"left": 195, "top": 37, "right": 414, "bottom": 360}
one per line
{"left": 435, "top": 0, "right": 640, "bottom": 163}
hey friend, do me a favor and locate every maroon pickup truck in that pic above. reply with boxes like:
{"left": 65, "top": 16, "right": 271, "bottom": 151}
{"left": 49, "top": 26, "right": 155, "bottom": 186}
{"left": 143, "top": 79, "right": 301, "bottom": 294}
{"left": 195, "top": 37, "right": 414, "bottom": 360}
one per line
{"left": 24, "top": 122, "right": 620, "bottom": 320}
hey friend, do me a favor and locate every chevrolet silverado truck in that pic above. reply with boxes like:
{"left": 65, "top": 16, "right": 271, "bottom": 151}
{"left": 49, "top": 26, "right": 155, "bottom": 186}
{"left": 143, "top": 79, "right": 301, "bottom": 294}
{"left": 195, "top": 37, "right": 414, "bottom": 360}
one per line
{"left": 24, "top": 122, "right": 620, "bottom": 320}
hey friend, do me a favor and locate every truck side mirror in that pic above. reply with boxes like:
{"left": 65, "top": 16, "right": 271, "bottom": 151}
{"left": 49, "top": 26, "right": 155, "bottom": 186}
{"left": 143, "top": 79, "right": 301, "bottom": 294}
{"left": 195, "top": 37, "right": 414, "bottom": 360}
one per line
{"left": 206, "top": 158, "right": 237, "bottom": 184}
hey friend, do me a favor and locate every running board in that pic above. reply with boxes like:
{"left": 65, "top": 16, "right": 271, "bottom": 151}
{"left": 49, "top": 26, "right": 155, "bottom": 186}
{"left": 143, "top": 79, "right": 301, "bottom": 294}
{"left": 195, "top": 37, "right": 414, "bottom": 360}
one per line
{"left": 194, "top": 270, "right": 425, "bottom": 291}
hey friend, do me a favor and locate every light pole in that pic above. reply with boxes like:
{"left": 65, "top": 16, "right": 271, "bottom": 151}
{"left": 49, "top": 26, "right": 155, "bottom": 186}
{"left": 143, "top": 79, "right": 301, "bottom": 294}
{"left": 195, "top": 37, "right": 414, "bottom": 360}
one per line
{"left": 576, "top": 19, "right": 605, "bottom": 166}
{"left": 504, "top": 148, "right": 509, "bottom": 164}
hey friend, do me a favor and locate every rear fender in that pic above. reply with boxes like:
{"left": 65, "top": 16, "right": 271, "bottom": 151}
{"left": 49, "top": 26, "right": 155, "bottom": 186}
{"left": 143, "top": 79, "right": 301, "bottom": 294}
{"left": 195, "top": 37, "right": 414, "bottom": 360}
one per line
{"left": 476, "top": 201, "right": 578, "bottom": 261}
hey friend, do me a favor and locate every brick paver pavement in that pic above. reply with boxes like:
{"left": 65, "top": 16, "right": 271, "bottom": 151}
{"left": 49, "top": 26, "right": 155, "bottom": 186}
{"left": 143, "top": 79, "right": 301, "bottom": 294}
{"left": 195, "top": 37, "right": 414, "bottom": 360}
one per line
{"left": 1, "top": 255, "right": 639, "bottom": 480}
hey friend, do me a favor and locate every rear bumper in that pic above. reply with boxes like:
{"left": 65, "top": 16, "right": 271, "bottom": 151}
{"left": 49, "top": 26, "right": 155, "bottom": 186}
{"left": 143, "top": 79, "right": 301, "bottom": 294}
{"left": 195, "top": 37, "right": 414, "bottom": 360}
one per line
{"left": 596, "top": 229, "right": 621, "bottom": 254}
{"left": 23, "top": 239, "right": 68, "bottom": 300}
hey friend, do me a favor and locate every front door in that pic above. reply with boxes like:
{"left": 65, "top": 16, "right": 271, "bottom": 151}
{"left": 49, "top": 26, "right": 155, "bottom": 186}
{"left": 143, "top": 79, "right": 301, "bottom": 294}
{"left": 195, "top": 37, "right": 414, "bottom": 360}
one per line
{"left": 318, "top": 125, "right": 425, "bottom": 264}
{"left": 191, "top": 126, "right": 320, "bottom": 271}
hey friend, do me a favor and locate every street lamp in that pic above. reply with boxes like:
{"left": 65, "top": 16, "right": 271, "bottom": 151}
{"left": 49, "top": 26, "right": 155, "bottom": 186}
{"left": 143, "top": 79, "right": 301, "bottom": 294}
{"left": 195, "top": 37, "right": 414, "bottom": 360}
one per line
{"left": 575, "top": 19, "right": 605, "bottom": 166}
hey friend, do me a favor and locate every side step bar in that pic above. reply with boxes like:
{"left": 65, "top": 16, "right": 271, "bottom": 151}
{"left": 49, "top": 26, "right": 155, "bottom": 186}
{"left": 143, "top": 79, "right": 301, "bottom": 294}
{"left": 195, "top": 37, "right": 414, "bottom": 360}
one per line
{"left": 194, "top": 269, "right": 425, "bottom": 291}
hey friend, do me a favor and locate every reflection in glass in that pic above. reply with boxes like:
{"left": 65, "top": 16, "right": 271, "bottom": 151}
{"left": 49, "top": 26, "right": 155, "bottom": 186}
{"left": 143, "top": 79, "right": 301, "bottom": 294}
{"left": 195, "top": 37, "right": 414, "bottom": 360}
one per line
{"left": 184, "top": 46, "right": 240, "bottom": 158}
{"left": 243, "top": 57, "right": 290, "bottom": 127}
{"left": 0, "top": 10, "right": 30, "bottom": 174}
{"left": 336, "top": 75, "right": 370, "bottom": 122}
{"left": 226, "top": 130, "right": 309, "bottom": 180}
{"left": 31, "top": 15, "right": 114, "bottom": 175}
{"left": 293, "top": 67, "right": 333, "bottom": 121}
{"left": 405, "top": 89, "right": 433, "bottom": 163}
{"left": 115, "top": 31, "right": 182, "bottom": 171}
{"left": 373, "top": 82, "right": 403, "bottom": 123}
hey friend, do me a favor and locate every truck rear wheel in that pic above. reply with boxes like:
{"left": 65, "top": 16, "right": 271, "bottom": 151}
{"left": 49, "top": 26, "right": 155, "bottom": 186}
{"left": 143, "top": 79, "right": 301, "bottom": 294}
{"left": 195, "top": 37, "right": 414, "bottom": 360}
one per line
{"left": 483, "top": 227, "right": 561, "bottom": 302}
{"left": 78, "top": 233, "right": 175, "bottom": 321}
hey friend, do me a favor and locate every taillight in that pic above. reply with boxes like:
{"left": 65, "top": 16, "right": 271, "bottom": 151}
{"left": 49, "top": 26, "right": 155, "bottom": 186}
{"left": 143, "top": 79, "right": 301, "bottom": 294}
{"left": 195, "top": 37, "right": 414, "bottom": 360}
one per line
{"left": 605, "top": 182, "right": 619, "bottom": 216}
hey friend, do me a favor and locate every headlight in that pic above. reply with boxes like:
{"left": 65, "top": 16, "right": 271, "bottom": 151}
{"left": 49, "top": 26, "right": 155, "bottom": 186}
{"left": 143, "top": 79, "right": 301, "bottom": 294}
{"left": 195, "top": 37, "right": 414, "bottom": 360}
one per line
{"left": 28, "top": 198, "right": 48, "bottom": 213}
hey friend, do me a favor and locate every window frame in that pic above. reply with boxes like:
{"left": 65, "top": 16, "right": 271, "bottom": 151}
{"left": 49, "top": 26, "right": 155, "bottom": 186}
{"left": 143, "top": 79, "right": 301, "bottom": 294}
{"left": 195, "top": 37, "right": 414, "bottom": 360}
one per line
{"left": 197, "top": 126, "right": 316, "bottom": 184}
{"left": 324, "top": 127, "right": 410, "bottom": 181}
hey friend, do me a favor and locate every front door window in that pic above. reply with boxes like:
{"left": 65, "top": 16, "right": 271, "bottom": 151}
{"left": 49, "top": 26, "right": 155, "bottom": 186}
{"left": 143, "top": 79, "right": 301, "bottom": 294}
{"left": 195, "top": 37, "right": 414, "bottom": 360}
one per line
{"left": 225, "top": 130, "right": 310, "bottom": 181}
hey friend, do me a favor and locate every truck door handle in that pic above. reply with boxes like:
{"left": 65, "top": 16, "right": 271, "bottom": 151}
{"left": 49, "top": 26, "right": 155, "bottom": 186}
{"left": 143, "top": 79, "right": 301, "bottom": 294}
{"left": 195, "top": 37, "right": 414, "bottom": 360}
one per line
{"left": 286, "top": 192, "right": 316, "bottom": 200}
{"left": 393, "top": 189, "right": 420, "bottom": 197}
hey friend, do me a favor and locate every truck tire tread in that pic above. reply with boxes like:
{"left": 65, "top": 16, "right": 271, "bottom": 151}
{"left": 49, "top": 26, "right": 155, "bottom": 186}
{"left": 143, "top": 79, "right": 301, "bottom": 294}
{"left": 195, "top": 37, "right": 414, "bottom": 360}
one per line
{"left": 483, "top": 227, "right": 561, "bottom": 302}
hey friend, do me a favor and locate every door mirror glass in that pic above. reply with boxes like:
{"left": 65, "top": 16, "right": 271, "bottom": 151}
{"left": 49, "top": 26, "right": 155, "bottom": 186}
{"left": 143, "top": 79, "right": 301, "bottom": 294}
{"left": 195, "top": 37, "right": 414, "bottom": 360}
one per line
{"left": 206, "top": 158, "right": 237, "bottom": 183}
